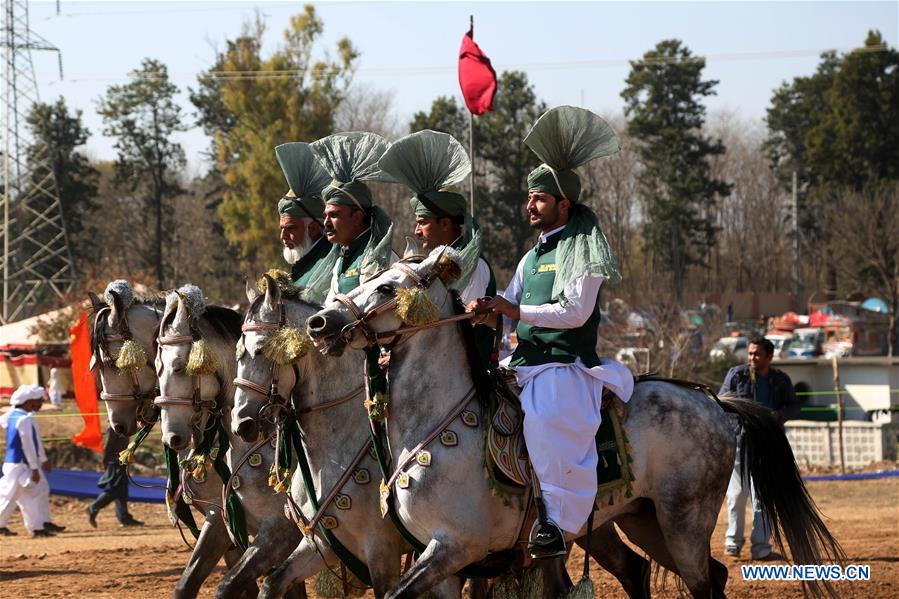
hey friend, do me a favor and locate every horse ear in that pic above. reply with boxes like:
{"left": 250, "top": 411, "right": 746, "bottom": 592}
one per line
{"left": 262, "top": 274, "right": 281, "bottom": 311}
{"left": 431, "top": 246, "right": 461, "bottom": 285}
{"left": 107, "top": 290, "right": 125, "bottom": 322}
{"left": 403, "top": 236, "right": 423, "bottom": 260}
{"left": 245, "top": 279, "right": 261, "bottom": 303}
{"left": 88, "top": 291, "right": 104, "bottom": 311}
{"left": 172, "top": 291, "right": 191, "bottom": 329}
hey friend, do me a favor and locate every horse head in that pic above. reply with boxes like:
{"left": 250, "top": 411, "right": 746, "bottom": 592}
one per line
{"left": 231, "top": 275, "right": 304, "bottom": 442}
{"left": 90, "top": 280, "right": 161, "bottom": 437}
{"left": 155, "top": 284, "right": 238, "bottom": 451}
{"left": 306, "top": 246, "right": 461, "bottom": 356}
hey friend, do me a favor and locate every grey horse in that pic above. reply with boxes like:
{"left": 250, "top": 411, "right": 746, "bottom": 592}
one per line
{"left": 233, "top": 276, "right": 653, "bottom": 599}
{"left": 155, "top": 285, "right": 308, "bottom": 599}
{"left": 232, "top": 276, "right": 465, "bottom": 599}
{"left": 90, "top": 281, "right": 303, "bottom": 599}
{"left": 305, "top": 249, "right": 844, "bottom": 599}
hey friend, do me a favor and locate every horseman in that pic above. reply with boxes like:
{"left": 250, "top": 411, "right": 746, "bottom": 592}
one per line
{"left": 275, "top": 142, "right": 334, "bottom": 291}
{"left": 378, "top": 129, "right": 499, "bottom": 370}
{"left": 305, "top": 132, "right": 397, "bottom": 302}
{"left": 471, "top": 106, "right": 634, "bottom": 559}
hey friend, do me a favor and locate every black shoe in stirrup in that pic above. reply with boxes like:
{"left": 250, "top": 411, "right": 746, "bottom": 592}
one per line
{"left": 528, "top": 519, "right": 567, "bottom": 559}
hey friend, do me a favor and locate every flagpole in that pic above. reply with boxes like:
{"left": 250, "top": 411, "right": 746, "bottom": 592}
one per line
{"left": 468, "top": 14, "right": 475, "bottom": 218}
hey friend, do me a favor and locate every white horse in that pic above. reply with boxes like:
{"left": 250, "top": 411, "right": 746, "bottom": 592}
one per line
{"left": 90, "top": 282, "right": 303, "bottom": 599}
{"left": 305, "top": 249, "right": 844, "bottom": 599}
{"left": 154, "top": 285, "right": 310, "bottom": 599}
{"left": 232, "top": 276, "right": 466, "bottom": 599}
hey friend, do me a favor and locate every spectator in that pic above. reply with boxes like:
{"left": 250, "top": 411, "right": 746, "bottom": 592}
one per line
{"left": 86, "top": 428, "right": 143, "bottom": 528}
{"left": 0, "top": 384, "right": 64, "bottom": 537}
{"left": 719, "top": 336, "right": 800, "bottom": 559}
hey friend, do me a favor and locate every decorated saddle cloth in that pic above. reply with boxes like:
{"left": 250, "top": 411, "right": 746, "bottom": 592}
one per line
{"left": 486, "top": 369, "right": 635, "bottom": 508}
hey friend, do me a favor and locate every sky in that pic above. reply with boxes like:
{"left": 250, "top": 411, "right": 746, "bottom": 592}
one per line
{"left": 19, "top": 0, "right": 899, "bottom": 174}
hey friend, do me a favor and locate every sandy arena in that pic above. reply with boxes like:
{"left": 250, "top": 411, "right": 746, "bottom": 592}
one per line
{"left": 0, "top": 475, "right": 895, "bottom": 598}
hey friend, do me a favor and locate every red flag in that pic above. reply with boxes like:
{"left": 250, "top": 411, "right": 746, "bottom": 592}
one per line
{"left": 458, "top": 26, "right": 497, "bottom": 115}
{"left": 70, "top": 311, "right": 103, "bottom": 453}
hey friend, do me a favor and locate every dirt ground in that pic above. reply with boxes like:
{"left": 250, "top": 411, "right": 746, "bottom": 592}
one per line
{"left": 0, "top": 476, "right": 895, "bottom": 599}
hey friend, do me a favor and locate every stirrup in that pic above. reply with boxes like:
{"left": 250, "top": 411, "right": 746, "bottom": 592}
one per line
{"left": 527, "top": 518, "right": 567, "bottom": 559}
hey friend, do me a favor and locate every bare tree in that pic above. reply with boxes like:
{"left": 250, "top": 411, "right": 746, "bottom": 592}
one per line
{"left": 820, "top": 184, "right": 899, "bottom": 354}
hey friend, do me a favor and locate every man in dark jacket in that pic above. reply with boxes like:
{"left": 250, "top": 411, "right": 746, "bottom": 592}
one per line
{"left": 719, "top": 336, "right": 799, "bottom": 559}
{"left": 86, "top": 428, "right": 142, "bottom": 527}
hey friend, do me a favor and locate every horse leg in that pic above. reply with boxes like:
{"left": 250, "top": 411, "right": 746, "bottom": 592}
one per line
{"left": 576, "top": 521, "right": 651, "bottom": 599}
{"left": 259, "top": 537, "right": 336, "bottom": 599}
{"left": 385, "top": 536, "right": 477, "bottom": 599}
{"left": 467, "top": 578, "right": 489, "bottom": 599}
{"left": 653, "top": 495, "right": 721, "bottom": 599}
{"left": 174, "top": 519, "right": 239, "bottom": 599}
{"left": 537, "top": 557, "right": 573, "bottom": 599}
{"left": 216, "top": 519, "right": 301, "bottom": 599}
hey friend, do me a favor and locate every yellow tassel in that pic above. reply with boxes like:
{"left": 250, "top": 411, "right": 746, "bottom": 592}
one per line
{"left": 116, "top": 339, "right": 148, "bottom": 372}
{"left": 263, "top": 326, "right": 312, "bottom": 365}
{"left": 187, "top": 338, "right": 220, "bottom": 376}
{"left": 118, "top": 445, "right": 135, "bottom": 465}
{"left": 395, "top": 287, "right": 439, "bottom": 326}
{"left": 432, "top": 254, "right": 462, "bottom": 284}
{"left": 258, "top": 269, "right": 302, "bottom": 298}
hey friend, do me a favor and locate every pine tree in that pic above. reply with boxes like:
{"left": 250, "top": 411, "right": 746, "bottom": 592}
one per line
{"left": 622, "top": 39, "right": 731, "bottom": 302}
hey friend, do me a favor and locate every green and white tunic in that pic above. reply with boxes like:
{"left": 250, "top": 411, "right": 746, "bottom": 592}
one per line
{"left": 501, "top": 224, "right": 633, "bottom": 533}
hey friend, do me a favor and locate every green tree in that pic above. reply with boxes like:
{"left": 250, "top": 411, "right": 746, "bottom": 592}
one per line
{"left": 477, "top": 71, "right": 547, "bottom": 273}
{"left": 806, "top": 31, "right": 899, "bottom": 190}
{"left": 25, "top": 97, "right": 99, "bottom": 264}
{"left": 622, "top": 39, "right": 731, "bottom": 302}
{"left": 194, "top": 6, "right": 358, "bottom": 267}
{"left": 765, "top": 31, "right": 899, "bottom": 296}
{"left": 98, "top": 58, "right": 186, "bottom": 289}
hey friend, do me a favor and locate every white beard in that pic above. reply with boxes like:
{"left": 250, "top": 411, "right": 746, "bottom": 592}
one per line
{"left": 282, "top": 237, "right": 315, "bottom": 265}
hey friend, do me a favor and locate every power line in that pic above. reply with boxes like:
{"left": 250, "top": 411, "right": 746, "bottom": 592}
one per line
{"left": 39, "top": 44, "right": 892, "bottom": 86}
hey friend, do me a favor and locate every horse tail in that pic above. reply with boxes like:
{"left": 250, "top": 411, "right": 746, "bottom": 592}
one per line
{"left": 718, "top": 397, "right": 845, "bottom": 598}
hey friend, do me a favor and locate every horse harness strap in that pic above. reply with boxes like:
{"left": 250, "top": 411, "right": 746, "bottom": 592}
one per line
{"left": 288, "top": 420, "right": 374, "bottom": 587}
{"left": 383, "top": 387, "right": 477, "bottom": 491}
{"left": 304, "top": 437, "right": 373, "bottom": 534}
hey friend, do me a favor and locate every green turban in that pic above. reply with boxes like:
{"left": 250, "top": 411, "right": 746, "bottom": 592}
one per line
{"left": 275, "top": 142, "right": 330, "bottom": 220}
{"left": 322, "top": 180, "right": 374, "bottom": 210}
{"left": 310, "top": 132, "right": 393, "bottom": 212}
{"left": 524, "top": 106, "right": 623, "bottom": 296}
{"left": 409, "top": 191, "right": 467, "bottom": 219}
{"left": 278, "top": 192, "right": 325, "bottom": 220}
{"left": 527, "top": 164, "right": 582, "bottom": 202}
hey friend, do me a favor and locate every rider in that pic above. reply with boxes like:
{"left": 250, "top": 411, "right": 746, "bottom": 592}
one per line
{"left": 275, "top": 142, "right": 333, "bottom": 291}
{"left": 305, "top": 132, "right": 397, "bottom": 301}
{"left": 378, "top": 129, "right": 499, "bottom": 370}
{"left": 471, "top": 106, "right": 634, "bottom": 559}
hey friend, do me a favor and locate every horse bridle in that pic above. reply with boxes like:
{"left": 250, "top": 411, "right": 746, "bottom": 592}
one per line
{"left": 234, "top": 297, "right": 362, "bottom": 422}
{"left": 93, "top": 307, "right": 160, "bottom": 426}
{"left": 332, "top": 260, "right": 475, "bottom": 349}
{"left": 233, "top": 300, "right": 298, "bottom": 425}
{"left": 154, "top": 314, "right": 226, "bottom": 433}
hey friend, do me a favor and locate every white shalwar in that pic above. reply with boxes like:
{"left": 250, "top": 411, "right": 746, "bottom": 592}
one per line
{"left": 501, "top": 235, "right": 633, "bottom": 533}
{"left": 0, "top": 408, "right": 48, "bottom": 532}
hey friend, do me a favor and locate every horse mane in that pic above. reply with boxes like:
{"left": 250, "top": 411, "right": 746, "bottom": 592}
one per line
{"left": 202, "top": 305, "right": 243, "bottom": 340}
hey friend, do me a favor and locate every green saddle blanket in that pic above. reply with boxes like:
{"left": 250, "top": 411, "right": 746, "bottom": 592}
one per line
{"left": 485, "top": 393, "right": 635, "bottom": 508}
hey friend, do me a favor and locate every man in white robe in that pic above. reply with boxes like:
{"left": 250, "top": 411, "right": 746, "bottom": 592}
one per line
{"left": 470, "top": 106, "right": 629, "bottom": 558}
{"left": 0, "top": 385, "right": 56, "bottom": 537}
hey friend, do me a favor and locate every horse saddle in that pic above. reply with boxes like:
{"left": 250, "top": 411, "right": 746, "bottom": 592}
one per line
{"left": 486, "top": 369, "right": 634, "bottom": 503}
